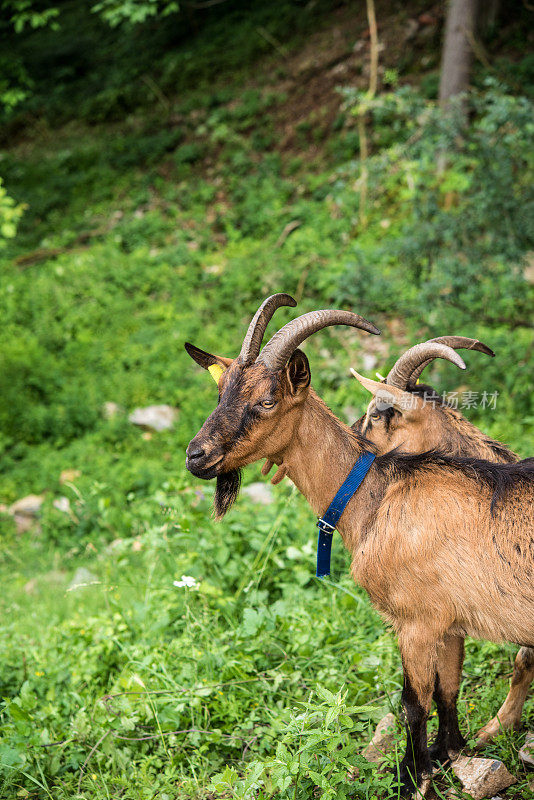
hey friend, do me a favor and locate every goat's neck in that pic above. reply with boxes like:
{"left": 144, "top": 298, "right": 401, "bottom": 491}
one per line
{"left": 280, "top": 389, "right": 379, "bottom": 547}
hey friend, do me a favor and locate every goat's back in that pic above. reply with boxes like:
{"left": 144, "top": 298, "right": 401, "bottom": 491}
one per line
{"left": 353, "top": 456, "right": 534, "bottom": 648}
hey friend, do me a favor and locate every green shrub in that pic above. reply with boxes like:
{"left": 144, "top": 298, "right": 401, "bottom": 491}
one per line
{"left": 0, "top": 177, "right": 25, "bottom": 246}
{"left": 335, "top": 83, "right": 534, "bottom": 428}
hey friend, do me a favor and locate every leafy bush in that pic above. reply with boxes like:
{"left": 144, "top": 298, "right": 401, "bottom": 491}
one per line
{"left": 0, "top": 177, "right": 25, "bottom": 246}
{"left": 334, "top": 82, "right": 534, "bottom": 426}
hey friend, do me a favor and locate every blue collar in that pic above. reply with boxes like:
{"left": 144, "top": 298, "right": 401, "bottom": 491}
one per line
{"left": 316, "top": 450, "right": 376, "bottom": 578}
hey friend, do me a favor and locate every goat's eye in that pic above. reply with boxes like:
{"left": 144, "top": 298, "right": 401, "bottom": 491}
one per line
{"left": 259, "top": 400, "right": 275, "bottom": 409}
{"left": 371, "top": 413, "right": 381, "bottom": 421}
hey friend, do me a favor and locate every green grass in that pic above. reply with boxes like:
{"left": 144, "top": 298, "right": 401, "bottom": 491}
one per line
{"left": 1, "top": 2, "right": 534, "bottom": 798}
{"left": 1, "top": 490, "right": 533, "bottom": 798}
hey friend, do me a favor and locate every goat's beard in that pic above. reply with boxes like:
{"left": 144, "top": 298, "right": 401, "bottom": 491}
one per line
{"left": 214, "top": 469, "right": 242, "bottom": 520}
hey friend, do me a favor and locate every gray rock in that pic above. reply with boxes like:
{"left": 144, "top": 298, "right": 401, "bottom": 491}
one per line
{"left": 128, "top": 404, "right": 178, "bottom": 431}
{"left": 519, "top": 732, "right": 534, "bottom": 768}
{"left": 452, "top": 755, "right": 516, "bottom": 800}
{"left": 9, "top": 494, "right": 45, "bottom": 533}
{"left": 103, "top": 401, "right": 121, "bottom": 419}
{"left": 68, "top": 567, "right": 99, "bottom": 591}
{"left": 242, "top": 482, "right": 274, "bottom": 505}
{"left": 53, "top": 496, "right": 71, "bottom": 514}
{"left": 9, "top": 494, "right": 44, "bottom": 516}
{"left": 362, "top": 712, "right": 397, "bottom": 763}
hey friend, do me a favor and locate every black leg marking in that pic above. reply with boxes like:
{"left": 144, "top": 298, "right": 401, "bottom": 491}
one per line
{"left": 429, "top": 673, "right": 466, "bottom": 765}
{"left": 398, "top": 672, "right": 432, "bottom": 797}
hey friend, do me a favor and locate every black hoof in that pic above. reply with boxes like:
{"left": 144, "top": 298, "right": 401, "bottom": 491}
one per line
{"left": 428, "top": 740, "right": 451, "bottom": 766}
{"left": 429, "top": 731, "right": 466, "bottom": 767}
{"left": 449, "top": 733, "right": 467, "bottom": 753}
{"left": 395, "top": 760, "right": 430, "bottom": 799}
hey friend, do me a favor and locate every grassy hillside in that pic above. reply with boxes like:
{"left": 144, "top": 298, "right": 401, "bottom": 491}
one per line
{"left": 0, "top": 2, "right": 533, "bottom": 798}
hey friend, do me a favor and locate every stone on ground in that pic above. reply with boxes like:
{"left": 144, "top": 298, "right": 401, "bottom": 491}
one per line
{"left": 102, "top": 401, "right": 121, "bottom": 419}
{"left": 362, "top": 712, "right": 397, "bottom": 763}
{"left": 10, "top": 494, "right": 44, "bottom": 516}
{"left": 9, "top": 494, "right": 45, "bottom": 533}
{"left": 519, "top": 732, "right": 534, "bottom": 768}
{"left": 452, "top": 755, "right": 516, "bottom": 800}
{"left": 53, "top": 496, "right": 71, "bottom": 514}
{"left": 128, "top": 404, "right": 178, "bottom": 431}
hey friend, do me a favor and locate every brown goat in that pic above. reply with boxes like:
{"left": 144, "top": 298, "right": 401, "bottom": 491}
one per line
{"left": 185, "top": 296, "right": 534, "bottom": 797}
{"left": 351, "top": 339, "right": 534, "bottom": 754}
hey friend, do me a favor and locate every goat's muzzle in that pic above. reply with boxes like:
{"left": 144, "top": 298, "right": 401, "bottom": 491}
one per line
{"left": 185, "top": 439, "right": 224, "bottom": 479}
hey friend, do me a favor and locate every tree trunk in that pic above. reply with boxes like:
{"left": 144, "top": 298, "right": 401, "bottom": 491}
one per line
{"left": 439, "top": 0, "right": 479, "bottom": 106}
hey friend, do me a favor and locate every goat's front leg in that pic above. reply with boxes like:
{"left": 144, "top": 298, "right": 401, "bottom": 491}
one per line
{"left": 397, "top": 625, "right": 437, "bottom": 797}
{"left": 429, "top": 634, "right": 466, "bottom": 764}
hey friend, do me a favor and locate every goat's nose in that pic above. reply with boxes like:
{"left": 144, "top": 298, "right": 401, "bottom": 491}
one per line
{"left": 186, "top": 444, "right": 205, "bottom": 461}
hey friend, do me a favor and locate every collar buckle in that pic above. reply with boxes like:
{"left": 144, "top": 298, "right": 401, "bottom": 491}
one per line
{"left": 317, "top": 517, "right": 336, "bottom": 534}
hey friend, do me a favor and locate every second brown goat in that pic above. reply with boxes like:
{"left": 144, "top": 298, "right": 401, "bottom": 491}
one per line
{"left": 351, "top": 339, "right": 534, "bottom": 758}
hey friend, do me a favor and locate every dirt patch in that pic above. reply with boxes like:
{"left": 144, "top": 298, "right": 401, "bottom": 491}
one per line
{"left": 249, "top": 1, "right": 444, "bottom": 159}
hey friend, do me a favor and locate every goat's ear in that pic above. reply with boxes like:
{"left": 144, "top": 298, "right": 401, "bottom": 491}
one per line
{"left": 184, "top": 343, "right": 233, "bottom": 383}
{"left": 350, "top": 369, "right": 423, "bottom": 417}
{"left": 286, "top": 348, "right": 311, "bottom": 395}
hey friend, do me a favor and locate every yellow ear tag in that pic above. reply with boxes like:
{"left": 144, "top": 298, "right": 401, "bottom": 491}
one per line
{"left": 208, "top": 364, "right": 224, "bottom": 385}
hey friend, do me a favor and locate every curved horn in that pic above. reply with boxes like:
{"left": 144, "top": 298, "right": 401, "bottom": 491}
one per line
{"left": 239, "top": 293, "right": 297, "bottom": 364}
{"left": 406, "top": 337, "right": 494, "bottom": 385}
{"left": 386, "top": 342, "right": 466, "bottom": 389}
{"left": 258, "top": 310, "right": 380, "bottom": 371}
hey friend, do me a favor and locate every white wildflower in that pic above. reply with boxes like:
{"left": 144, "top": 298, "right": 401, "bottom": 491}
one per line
{"left": 173, "top": 575, "right": 199, "bottom": 589}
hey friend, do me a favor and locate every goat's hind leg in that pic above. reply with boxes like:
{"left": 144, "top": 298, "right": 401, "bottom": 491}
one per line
{"left": 476, "top": 646, "right": 534, "bottom": 747}
{"left": 429, "top": 634, "right": 466, "bottom": 765}
{"left": 397, "top": 625, "right": 437, "bottom": 797}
